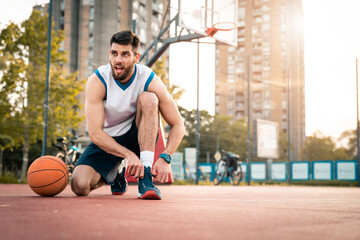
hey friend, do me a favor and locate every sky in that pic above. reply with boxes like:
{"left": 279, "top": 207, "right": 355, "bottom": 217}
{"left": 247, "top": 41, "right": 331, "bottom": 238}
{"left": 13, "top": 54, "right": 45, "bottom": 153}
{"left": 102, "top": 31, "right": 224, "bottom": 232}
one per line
{"left": 302, "top": 0, "right": 360, "bottom": 141}
{"left": 1, "top": 0, "right": 360, "bottom": 143}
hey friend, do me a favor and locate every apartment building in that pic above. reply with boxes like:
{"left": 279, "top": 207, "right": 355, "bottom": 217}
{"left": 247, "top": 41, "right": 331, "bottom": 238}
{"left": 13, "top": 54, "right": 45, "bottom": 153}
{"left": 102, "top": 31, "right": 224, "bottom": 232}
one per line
{"left": 215, "top": 0, "right": 305, "bottom": 160}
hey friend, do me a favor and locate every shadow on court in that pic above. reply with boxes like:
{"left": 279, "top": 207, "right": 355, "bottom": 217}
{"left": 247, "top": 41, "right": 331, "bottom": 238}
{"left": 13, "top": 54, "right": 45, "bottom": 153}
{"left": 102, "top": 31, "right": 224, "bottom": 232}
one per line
{"left": 0, "top": 184, "right": 359, "bottom": 240}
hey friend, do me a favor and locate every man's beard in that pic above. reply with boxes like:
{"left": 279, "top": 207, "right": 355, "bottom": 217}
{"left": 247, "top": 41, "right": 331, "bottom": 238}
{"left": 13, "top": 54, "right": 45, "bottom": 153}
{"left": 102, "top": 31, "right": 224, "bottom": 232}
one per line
{"left": 111, "top": 62, "right": 134, "bottom": 82}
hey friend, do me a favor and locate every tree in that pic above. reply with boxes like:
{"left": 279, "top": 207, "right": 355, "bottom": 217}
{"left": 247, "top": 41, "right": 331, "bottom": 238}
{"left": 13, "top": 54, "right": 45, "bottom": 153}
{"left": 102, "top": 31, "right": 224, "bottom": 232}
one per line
{"left": 0, "top": 135, "right": 14, "bottom": 176}
{"left": 338, "top": 129, "right": 357, "bottom": 159}
{"left": 178, "top": 107, "right": 249, "bottom": 162}
{"left": 209, "top": 115, "right": 247, "bottom": 162}
{"left": 0, "top": 10, "right": 84, "bottom": 179}
{"left": 301, "top": 131, "right": 351, "bottom": 161}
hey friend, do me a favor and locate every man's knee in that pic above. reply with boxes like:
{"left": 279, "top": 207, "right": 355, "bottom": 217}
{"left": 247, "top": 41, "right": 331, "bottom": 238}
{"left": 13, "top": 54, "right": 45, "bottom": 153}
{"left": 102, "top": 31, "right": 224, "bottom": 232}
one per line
{"left": 71, "top": 174, "right": 90, "bottom": 196}
{"left": 71, "top": 165, "right": 103, "bottom": 196}
{"left": 71, "top": 166, "right": 94, "bottom": 196}
{"left": 138, "top": 92, "right": 159, "bottom": 111}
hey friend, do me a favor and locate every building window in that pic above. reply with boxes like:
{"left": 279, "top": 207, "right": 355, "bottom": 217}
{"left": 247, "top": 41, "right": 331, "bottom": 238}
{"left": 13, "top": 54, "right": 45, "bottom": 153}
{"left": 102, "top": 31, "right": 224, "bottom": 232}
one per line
{"left": 89, "top": 7, "right": 94, "bottom": 20}
{"left": 252, "top": 26, "right": 259, "bottom": 35}
{"left": 236, "top": 111, "right": 244, "bottom": 119}
{"left": 89, "top": 35, "right": 94, "bottom": 48}
{"left": 89, "top": 21, "right": 94, "bottom": 34}
{"left": 238, "top": 7, "right": 245, "bottom": 20}
{"left": 227, "top": 102, "right": 234, "bottom": 112}
{"left": 263, "top": 4, "right": 270, "bottom": 12}
{"left": 228, "top": 65, "right": 235, "bottom": 73}
{"left": 139, "top": 29, "right": 146, "bottom": 42}
{"left": 265, "top": 90, "right": 270, "bottom": 97}
{"left": 255, "top": 111, "right": 263, "bottom": 118}
{"left": 263, "top": 14, "right": 270, "bottom": 22}
{"left": 263, "top": 61, "right": 270, "bottom": 71}
{"left": 262, "top": 23, "right": 269, "bottom": 32}
{"left": 255, "top": 16, "right": 262, "bottom": 23}
{"left": 263, "top": 70, "right": 269, "bottom": 78}
{"left": 253, "top": 63, "right": 262, "bottom": 72}
{"left": 254, "top": 91, "right": 262, "bottom": 98}
{"left": 236, "top": 102, "right": 243, "bottom": 108}
{"left": 253, "top": 55, "right": 262, "bottom": 63}
{"left": 60, "top": 14, "right": 64, "bottom": 29}
{"left": 215, "top": 106, "right": 219, "bottom": 113}
{"left": 151, "top": 22, "right": 159, "bottom": 32}
{"left": 60, "top": 0, "right": 65, "bottom": 10}
{"left": 238, "top": 20, "right": 245, "bottom": 27}
{"left": 59, "top": 41, "right": 64, "bottom": 52}
{"left": 236, "top": 62, "right": 245, "bottom": 74}
{"left": 227, "top": 75, "right": 235, "bottom": 83}
{"left": 263, "top": 41, "right": 270, "bottom": 52}
{"left": 264, "top": 110, "right": 270, "bottom": 119}
{"left": 133, "top": 1, "right": 139, "bottom": 9}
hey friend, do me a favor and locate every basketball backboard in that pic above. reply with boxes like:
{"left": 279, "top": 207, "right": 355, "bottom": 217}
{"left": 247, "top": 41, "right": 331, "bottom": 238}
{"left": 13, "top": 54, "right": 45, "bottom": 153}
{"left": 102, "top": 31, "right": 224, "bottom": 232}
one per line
{"left": 178, "top": 0, "right": 237, "bottom": 47}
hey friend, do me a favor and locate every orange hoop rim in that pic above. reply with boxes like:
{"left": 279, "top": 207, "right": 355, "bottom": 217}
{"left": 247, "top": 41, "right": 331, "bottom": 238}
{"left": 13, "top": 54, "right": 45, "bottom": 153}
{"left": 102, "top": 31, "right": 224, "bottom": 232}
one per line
{"left": 206, "top": 22, "right": 238, "bottom": 37}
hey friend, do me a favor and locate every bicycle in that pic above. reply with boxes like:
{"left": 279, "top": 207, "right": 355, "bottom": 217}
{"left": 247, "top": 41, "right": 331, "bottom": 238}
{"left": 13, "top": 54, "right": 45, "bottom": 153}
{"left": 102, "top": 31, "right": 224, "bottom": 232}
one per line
{"left": 213, "top": 151, "right": 243, "bottom": 185}
{"left": 53, "top": 136, "right": 82, "bottom": 176}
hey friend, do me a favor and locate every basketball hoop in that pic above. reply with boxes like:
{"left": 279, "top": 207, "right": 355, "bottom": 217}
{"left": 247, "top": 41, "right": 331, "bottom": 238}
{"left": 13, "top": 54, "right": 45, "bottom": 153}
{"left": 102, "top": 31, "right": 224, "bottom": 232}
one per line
{"left": 206, "top": 22, "right": 238, "bottom": 37}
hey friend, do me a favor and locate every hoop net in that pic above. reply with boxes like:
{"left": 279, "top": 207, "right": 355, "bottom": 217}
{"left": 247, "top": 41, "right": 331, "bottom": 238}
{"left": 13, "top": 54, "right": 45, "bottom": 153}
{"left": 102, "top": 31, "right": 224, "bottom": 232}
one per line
{"left": 206, "top": 22, "right": 238, "bottom": 37}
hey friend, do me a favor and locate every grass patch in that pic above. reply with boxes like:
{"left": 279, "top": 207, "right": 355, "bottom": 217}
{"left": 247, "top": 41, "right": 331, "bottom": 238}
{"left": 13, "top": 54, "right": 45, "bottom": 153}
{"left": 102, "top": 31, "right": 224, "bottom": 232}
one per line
{"left": 0, "top": 172, "right": 27, "bottom": 184}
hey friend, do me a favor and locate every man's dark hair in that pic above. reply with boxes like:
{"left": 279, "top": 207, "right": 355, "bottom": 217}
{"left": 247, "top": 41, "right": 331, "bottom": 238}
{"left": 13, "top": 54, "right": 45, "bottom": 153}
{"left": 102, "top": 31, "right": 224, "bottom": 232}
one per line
{"left": 110, "top": 30, "right": 140, "bottom": 53}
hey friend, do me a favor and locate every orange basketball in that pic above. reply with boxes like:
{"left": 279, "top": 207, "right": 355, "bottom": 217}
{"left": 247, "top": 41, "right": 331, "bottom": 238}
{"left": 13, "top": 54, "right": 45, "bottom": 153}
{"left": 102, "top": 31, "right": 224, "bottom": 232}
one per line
{"left": 27, "top": 155, "right": 69, "bottom": 197}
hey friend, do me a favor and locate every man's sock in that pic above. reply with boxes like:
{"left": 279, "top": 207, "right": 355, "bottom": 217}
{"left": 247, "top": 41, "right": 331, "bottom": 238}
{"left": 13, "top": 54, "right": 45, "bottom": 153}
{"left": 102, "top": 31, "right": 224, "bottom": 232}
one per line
{"left": 140, "top": 151, "right": 154, "bottom": 168}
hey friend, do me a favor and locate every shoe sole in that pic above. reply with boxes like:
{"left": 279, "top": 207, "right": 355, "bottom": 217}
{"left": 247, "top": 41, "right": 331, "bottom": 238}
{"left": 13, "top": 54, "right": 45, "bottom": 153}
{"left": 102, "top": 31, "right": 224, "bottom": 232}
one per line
{"left": 111, "top": 174, "right": 127, "bottom": 195}
{"left": 137, "top": 191, "right": 161, "bottom": 200}
{"left": 112, "top": 188, "right": 127, "bottom": 195}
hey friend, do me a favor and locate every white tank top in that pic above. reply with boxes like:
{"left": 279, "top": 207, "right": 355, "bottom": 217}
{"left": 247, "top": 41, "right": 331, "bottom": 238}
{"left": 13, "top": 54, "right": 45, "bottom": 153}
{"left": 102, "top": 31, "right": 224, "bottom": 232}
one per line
{"left": 94, "top": 63, "right": 155, "bottom": 136}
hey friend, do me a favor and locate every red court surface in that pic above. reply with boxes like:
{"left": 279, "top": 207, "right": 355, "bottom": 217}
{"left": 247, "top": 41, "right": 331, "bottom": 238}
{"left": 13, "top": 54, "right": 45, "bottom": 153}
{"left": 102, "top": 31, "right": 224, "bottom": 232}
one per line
{"left": 0, "top": 184, "right": 360, "bottom": 240}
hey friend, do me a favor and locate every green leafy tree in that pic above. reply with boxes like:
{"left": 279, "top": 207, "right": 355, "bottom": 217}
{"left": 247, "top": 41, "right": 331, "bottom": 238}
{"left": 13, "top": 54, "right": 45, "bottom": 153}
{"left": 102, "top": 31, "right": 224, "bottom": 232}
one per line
{"left": 0, "top": 41, "right": 15, "bottom": 175}
{"left": 210, "top": 115, "right": 247, "bottom": 162}
{"left": 0, "top": 10, "right": 84, "bottom": 179}
{"left": 178, "top": 108, "right": 249, "bottom": 162}
{"left": 338, "top": 129, "right": 357, "bottom": 159}
{"left": 0, "top": 135, "right": 14, "bottom": 176}
{"left": 301, "top": 131, "right": 351, "bottom": 161}
{"left": 177, "top": 107, "right": 215, "bottom": 154}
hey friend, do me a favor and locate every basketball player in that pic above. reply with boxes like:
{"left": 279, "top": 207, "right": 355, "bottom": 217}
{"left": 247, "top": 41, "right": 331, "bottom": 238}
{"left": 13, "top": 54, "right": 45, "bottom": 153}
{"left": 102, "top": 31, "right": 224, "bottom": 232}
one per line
{"left": 71, "top": 30, "right": 184, "bottom": 200}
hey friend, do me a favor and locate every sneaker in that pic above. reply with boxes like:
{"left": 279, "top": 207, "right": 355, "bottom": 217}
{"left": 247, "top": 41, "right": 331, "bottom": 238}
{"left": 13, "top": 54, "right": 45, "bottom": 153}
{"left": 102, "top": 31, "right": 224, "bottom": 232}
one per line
{"left": 137, "top": 166, "right": 162, "bottom": 200}
{"left": 111, "top": 167, "right": 127, "bottom": 195}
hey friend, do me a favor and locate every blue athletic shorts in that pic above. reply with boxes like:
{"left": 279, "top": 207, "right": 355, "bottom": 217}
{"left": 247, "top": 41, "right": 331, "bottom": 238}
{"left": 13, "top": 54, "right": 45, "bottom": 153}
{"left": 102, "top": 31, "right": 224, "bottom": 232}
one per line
{"left": 75, "top": 121, "right": 140, "bottom": 184}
